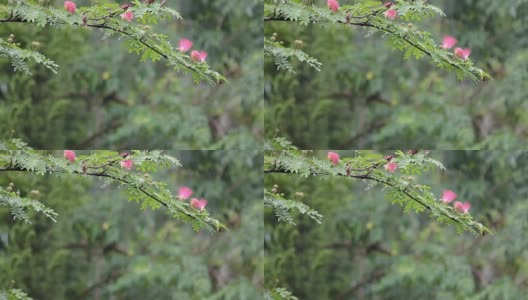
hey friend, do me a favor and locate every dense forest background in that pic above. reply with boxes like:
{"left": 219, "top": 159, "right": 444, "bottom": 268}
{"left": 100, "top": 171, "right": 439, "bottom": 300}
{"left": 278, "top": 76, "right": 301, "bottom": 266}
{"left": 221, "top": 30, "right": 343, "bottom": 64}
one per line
{"left": 0, "top": 0, "right": 262, "bottom": 149}
{"left": 1, "top": 150, "right": 263, "bottom": 299}
{"left": 265, "top": 0, "right": 528, "bottom": 149}
{"left": 265, "top": 150, "right": 528, "bottom": 299}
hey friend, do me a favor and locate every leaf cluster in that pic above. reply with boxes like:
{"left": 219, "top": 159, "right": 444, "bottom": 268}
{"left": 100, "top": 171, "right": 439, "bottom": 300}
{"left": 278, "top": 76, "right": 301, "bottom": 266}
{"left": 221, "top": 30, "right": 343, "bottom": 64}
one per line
{"left": 264, "top": 36, "right": 321, "bottom": 73}
{"left": 0, "top": 289, "right": 32, "bottom": 300}
{"left": 0, "top": 37, "right": 58, "bottom": 75}
{"left": 264, "top": 188, "right": 322, "bottom": 225}
{"left": 265, "top": 287, "right": 299, "bottom": 300}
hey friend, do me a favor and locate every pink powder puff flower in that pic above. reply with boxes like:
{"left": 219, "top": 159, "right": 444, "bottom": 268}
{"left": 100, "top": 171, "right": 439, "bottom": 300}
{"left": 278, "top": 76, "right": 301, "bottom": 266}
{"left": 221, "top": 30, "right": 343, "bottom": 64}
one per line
{"left": 178, "top": 39, "right": 193, "bottom": 53}
{"left": 64, "top": 150, "right": 76, "bottom": 163}
{"left": 384, "top": 9, "right": 398, "bottom": 19}
{"left": 454, "top": 47, "right": 471, "bottom": 60}
{"left": 191, "top": 50, "right": 207, "bottom": 62}
{"left": 120, "top": 10, "right": 134, "bottom": 22}
{"left": 327, "top": 152, "right": 340, "bottom": 165}
{"left": 441, "top": 190, "right": 457, "bottom": 203}
{"left": 327, "top": 0, "right": 339, "bottom": 12}
{"left": 120, "top": 159, "right": 134, "bottom": 170}
{"left": 64, "top": 1, "right": 76, "bottom": 14}
{"left": 178, "top": 186, "right": 193, "bottom": 200}
{"left": 442, "top": 36, "right": 457, "bottom": 49}
{"left": 190, "top": 198, "right": 208, "bottom": 211}
{"left": 454, "top": 201, "right": 471, "bottom": 214}
{"left": 384, "top": 162, "right": 398, "bottom": 172}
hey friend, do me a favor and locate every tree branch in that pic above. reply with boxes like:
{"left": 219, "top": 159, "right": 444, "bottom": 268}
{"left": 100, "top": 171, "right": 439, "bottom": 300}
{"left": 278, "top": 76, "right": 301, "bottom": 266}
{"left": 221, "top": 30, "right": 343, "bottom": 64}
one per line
{"left": 0, "top": 9, "right": 222, "bottom": 83}
{"left": 0, "top": 15, "right": 194, "bottom": 71}
{"left": 264, "top": 13, "right": 464, "bottom": 74}
{"left": 264, "top": 164, "right": 463, "bottom": 226}
{"left": 0, "top": 163, "right": 210, "bottom": 227}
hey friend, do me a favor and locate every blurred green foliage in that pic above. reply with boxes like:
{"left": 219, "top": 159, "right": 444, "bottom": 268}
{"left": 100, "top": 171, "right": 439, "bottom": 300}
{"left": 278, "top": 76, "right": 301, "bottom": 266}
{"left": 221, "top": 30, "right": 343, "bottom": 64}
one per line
{"left": 1, "top": 150, "right": 263, "bottom": 299}
{"left": 0, "top": 0, "right": 262, "bottom": 149}
{"left": 265, "top": 0, "right": 528, "bottom": 149}
{"left": 265, "top": 150, "right": 528, "bottom": 299}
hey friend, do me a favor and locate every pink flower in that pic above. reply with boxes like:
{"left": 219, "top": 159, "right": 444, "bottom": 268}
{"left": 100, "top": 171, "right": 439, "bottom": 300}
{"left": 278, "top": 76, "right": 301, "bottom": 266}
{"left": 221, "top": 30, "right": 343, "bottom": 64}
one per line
{"left": 441, "top": 190, "right": 457, "bottom": 203}
{"left": 454, "top": 47, "right": 471, "bottom": 60}
{"left": 120, "top": 159, "right": 134, "bottom": 170}
{"left": 120, "top": 11, "right": 134, "bottom": 22}
{"left": 442, "top": 36, "right": 457, "bottom": 49}
{"left": 178, "top": 39, "right": 193, "bottom": 52}
{"left": 191, "top": 50, "right": 207, "bottom": 62}
{"left": 384, "top": 9, "right": 398, "bottom": 19}
{"left": 384, "top": 162, "right": 398, "bottom": 172}
{"left": 64, "top": 150, "right": 76, "bottom": 163}
{"left": 190, "top": 198, "right": 208, "bottom": 211}
{"left": 64, "top": 1, "right": 76, "bottom": 14}
{"left": 178, "top": 186, "right": 193, "bottom": 200}
{"left": 383, "top": 2, "right": 393, "bottom": 8}
{"left": 454, "top": 201, "right": 471, "bottom": 214}
{"left": 327, "top": 0, "right": 339, "bottom": 12}
{"left": 327, "top": 151, "right": 340, "bottom": 165}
